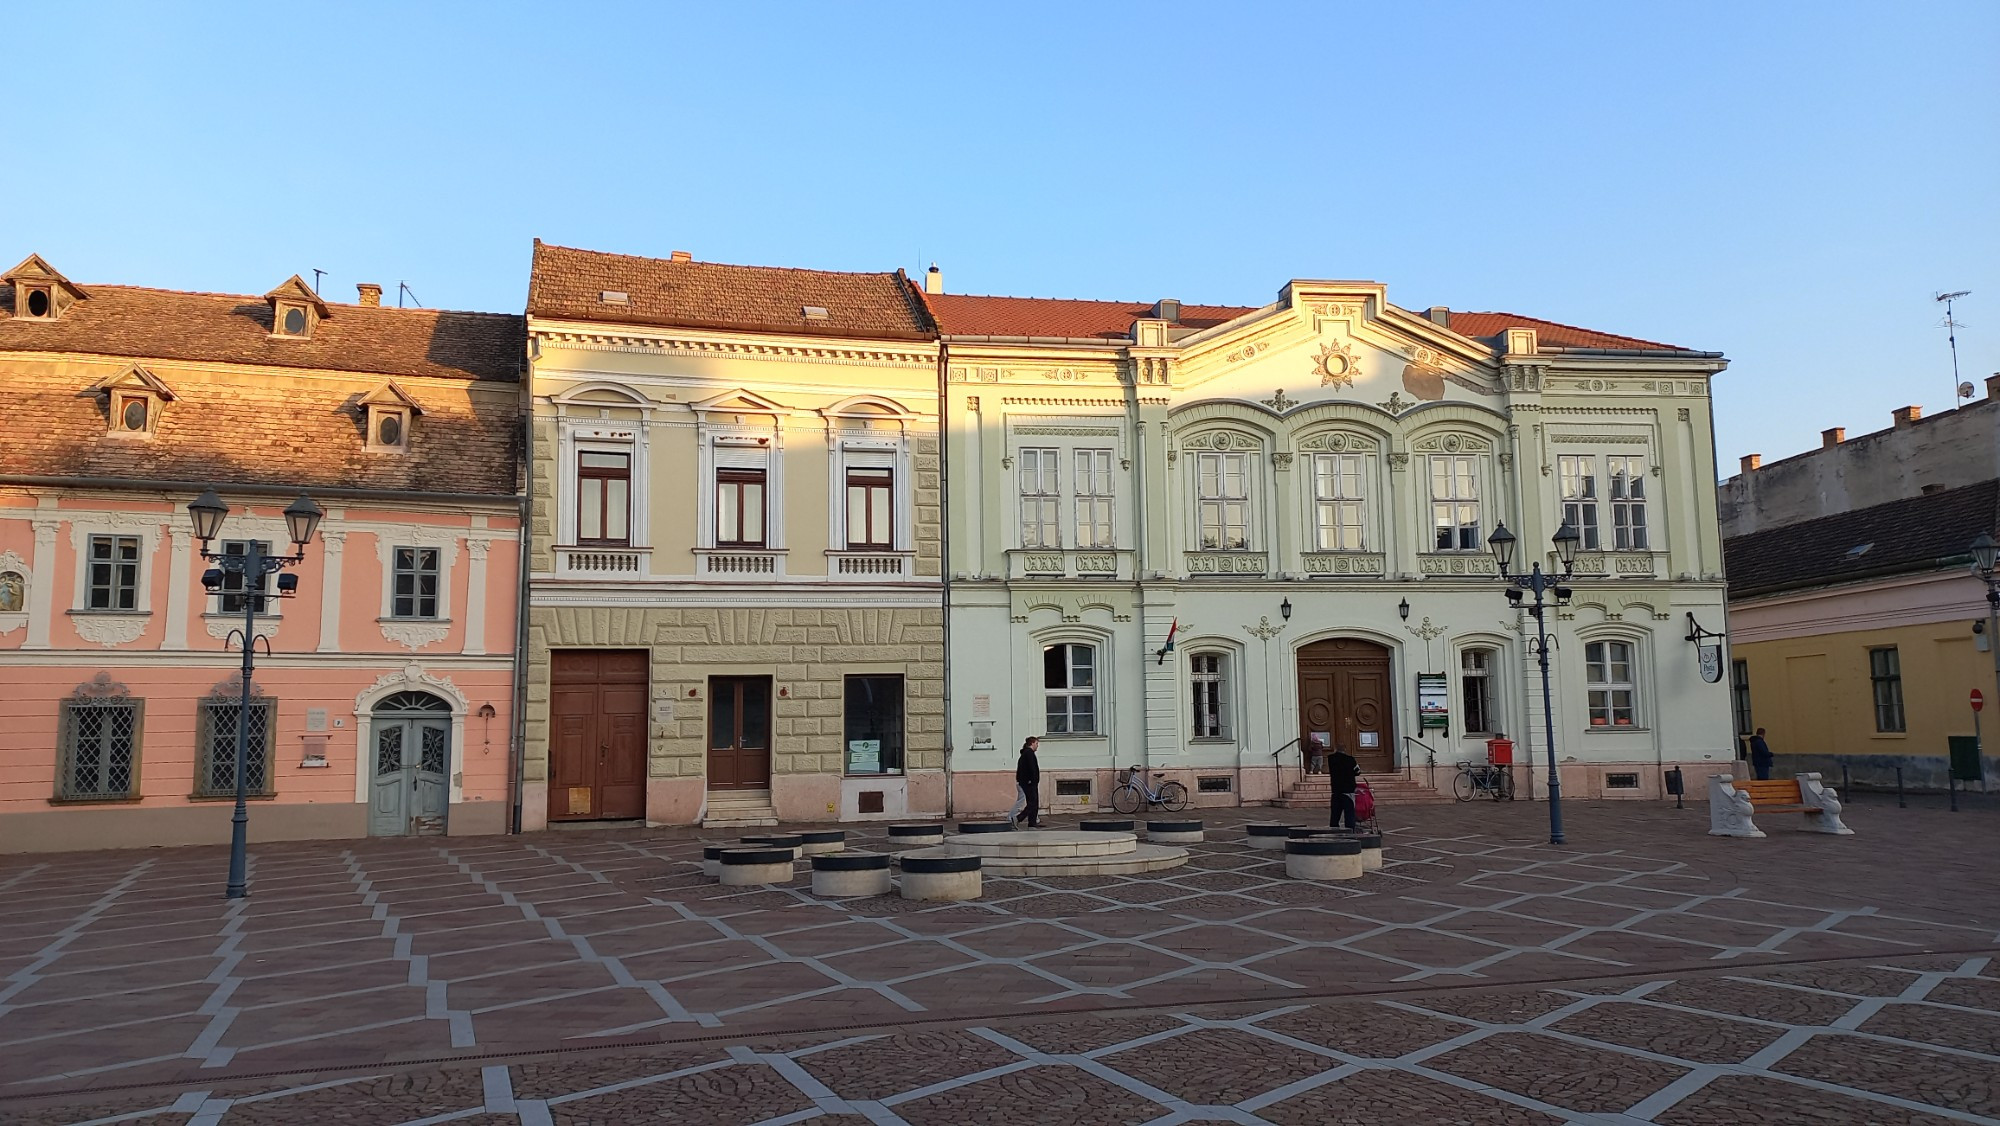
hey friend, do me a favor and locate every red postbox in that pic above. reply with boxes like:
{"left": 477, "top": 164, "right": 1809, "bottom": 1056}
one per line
{"left": 1486, "top": 737, "right": 1515, "bottom": 766}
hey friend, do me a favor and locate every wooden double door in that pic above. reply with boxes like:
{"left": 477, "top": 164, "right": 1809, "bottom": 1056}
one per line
{"left": 1297, "top": 638, "right": 1396, "bottom": 774}
{"left": 548, "top": 650, "right": 648, "bottom": 822}
{"left": 708, "top": 675, "right": 772, "bottom": 789}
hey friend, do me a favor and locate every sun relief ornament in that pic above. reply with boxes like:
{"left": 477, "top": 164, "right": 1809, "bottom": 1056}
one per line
{"left": 1313, "top": 340, "right": 1359, "bottom": 389}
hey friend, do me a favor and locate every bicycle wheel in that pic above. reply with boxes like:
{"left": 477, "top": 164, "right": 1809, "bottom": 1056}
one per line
{"left": 1452, "top": 770, "right": 1476, "bottom": 802}
{"left": 1158, "top": 781, "right": 1190, "bottom": 812}
{"left": 1495, "top": 769, "right": 1516, "bottom": 801}
{"left": 1110, "top": 784, "right": 1142, "bottom": 815}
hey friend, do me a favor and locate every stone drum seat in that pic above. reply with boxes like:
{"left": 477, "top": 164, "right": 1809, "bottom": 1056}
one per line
{"left": 719, "top": 847, "right": 796, "bottom": 887}
{"left": 1285, "top": 836, "right": 1365, "bottom": 882}
{"left": 798, "top": 830, "right": 846, "bottom": 856}
{"left": 1245, "top": 822, "right": 1296, "bottom": 850}
{"left": 1146, "top": 819, "right": 1203, "bottom": 844}
{"left": 1355, "top": 831, "right": 1385, "bottom": 871}
{"left": 887, "top": 823, "right": 945, "bottom": 848}
{"left": 811, "top": 852, "right": 891, "bottom": 897}
{"left": 898, "top": 851, "right": 983, "bottom": 901}
{"left": 1080, "top": 819, "right": 1135, "bottom": 833}
{"left": 741, "top": 833, "right": 805, "bottom": 859}
{"left": 701, "top": 844, "right": 730, "bottom": 879}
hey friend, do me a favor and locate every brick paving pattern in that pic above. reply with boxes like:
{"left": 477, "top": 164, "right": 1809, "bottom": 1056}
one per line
{"left": 0, "top": 799, "right": 1996, "bottom": 1123}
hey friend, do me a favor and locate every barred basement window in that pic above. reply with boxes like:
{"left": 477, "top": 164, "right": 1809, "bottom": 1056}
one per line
{"left": 57, "top": 697, "right": 144, "bottom": 801}
{"left": 1605, "top": 773, "right": 1640, "bottom": 790}
{"left": 1054, "top": 779, "right": 1092, "bottom": 797}
{"left": 1197, "top": 775, "right": 1232, "bottom": 793}
{"left": 194, "top": 697, "right": 277, "bottom": 798}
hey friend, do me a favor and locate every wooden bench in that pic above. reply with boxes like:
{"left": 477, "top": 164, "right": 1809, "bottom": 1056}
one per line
{"left": 1709, "top": 773, "right": 1854, "bottom": 838}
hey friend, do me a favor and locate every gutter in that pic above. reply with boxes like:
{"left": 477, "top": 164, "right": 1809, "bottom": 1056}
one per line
{"left": 1728, "top": 554, "right": 1978, "bottom": 602}
{"left": 938, "top": 341, "right": 954, "bottom": 818}
{"left": 508, "top": 396, "right": 533, "bottom": 834}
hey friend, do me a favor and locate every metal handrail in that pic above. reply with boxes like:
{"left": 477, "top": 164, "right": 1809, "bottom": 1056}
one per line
{"left": 1403, "top": 734, "right": 1440, "bottom": 790}
{"left": 1269, "top": 736, "right": 1303, "bottom": 802}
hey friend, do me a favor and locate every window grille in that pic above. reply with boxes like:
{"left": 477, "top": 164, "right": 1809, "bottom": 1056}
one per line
{"left": 57, "top": 698, "right": 142, "bottom": 801}
{"left": 195, "top": 697, "right": 277, "bottom": 798}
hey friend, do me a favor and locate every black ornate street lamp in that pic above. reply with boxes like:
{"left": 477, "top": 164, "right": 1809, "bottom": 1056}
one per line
{"left": 188, "top": 488, "right": 323, "bottom": 899}
{"left": 1972, "top": 532, "right": 2000, "bottom": 729}
{"left": 1487, "top": 519, "right": 1581, "bottom": 845}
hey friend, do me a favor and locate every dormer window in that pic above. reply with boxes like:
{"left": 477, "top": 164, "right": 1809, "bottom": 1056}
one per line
{"left": 91, "top": 365, "right": 174, "bottom": 439}
{"left": 262, "top": 275, "right": 330, "bottom": 341}
{"left": 359, "top": 381, "right": 423, "bottom": 453}
{"left": 4, "top": 253, "right": 89, "bottom": 322}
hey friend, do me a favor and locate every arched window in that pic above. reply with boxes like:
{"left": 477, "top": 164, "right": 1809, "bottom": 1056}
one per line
{"left": 1460, "top": 647, "right": 1497, "bottom": 735}
{"left": 1190, "top": 652, "right": 1231, "bottom": 739}
{"left": 375, "top": 691, "right": 451, "bottom": 714}
{"left": 1584, "top": 640, "right": 1639, "bottom": 727}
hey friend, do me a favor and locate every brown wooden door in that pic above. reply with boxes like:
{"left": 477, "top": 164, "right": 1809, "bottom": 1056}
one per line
{"left": 1297, "top": 639, "right": 1397, "bottom": 774}
{"left": 708, "top": 676, "right": 772, "bottom": 789}
{"left": 548, "top": 650, "right": 649, "bottom": 822}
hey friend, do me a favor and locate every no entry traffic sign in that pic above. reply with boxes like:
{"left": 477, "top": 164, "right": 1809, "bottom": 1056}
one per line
{"left": 1975, "top": 689, "right": 1986, "bottom": 713}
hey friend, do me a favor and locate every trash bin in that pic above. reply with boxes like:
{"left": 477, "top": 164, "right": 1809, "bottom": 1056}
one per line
{"left": 1485, "top": 737, "right": 1514, "bottom": 766}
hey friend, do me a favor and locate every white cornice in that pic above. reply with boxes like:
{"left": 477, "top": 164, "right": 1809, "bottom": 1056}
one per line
{"left": 529, "top": 317, "right": 934, "bottom": 370}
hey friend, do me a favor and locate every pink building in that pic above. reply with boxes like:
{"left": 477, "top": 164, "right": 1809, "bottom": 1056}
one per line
{"left": 0, "top": 255, "right": 525, "bottom": 852}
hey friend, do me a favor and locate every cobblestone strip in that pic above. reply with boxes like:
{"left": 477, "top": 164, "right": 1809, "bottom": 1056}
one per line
{"left": 0, "top": 859, "right": 155, "bottom": 1008}
{"left": 354, "top": 850, "right": 478, "bottom": 1049}
{"left": 186, "top": 895, "right": 251, "bottom": 1068}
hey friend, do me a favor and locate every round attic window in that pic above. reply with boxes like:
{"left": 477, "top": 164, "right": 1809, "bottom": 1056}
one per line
{"left": 282, "top": 307, "right": 307, "bottom": 335}
{"left": 25, "top": 289, "right": 51, "bottom": 317}
{"left": 121, "top": 399, "right": 148, "bottom": 431}
{"left": 378, "top": 413, "right": 404, "bottom": 446}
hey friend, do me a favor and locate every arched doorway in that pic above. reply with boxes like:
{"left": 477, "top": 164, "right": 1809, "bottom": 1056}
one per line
{"left": 1297, "top": 638, "right": 1396, "bottom": 774}
{"left": 372, "top": 691, "right": 452, "bottom": 836}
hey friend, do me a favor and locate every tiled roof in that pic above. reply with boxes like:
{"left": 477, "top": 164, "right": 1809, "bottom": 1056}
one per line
{"left": 0, "top": 283, "right": 525, "bottom": 382}
{"left": 921, "top": 293, "right": 1259, "bottom": 340}
{"left": 527, "top": 241, "right": 933, "bottom": 341}
{"left": 1724, "top": 479, "right": 2000, "bottom": 597}
{"left": 1444, "top": 312, "right": 1685, "bottom": 352}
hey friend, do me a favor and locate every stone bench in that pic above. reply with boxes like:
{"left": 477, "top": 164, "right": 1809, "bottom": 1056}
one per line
{"left": 798, "top": 830, "right": 846, "bottom": 856}
{"left": 1355, "top": 831, "right": 1385, "bottom": 871}
{"left": 740, "top": 833, "right": 805, "bottom": 860}
{"left": 1146, "top": 819, "right": 1203, "bottom": 844}
{"left": 1245, "top": 822, "right": 1295, "bottom": 850}
{"left": 1285, "top": 837, "right": 1364, "bottom": 881}
{"left": 1080, "top": 819, "right": 1135, "bottom": 833}
{"left": 719, "top": 846, "right": 795, "bottom": 886}
{"left": 1709, "top": 774, "right": 1854, "bottom": 838}
{"left": 811, "top": 852, "right": 891, "bottom": 897}
{"left": 899, "top": 852, "right": 982, "bottom": 901}
{"left": 887, "top": 823, "right": 946, "bottom": 848}
{"left": 956, "top": 821, "right": 1014, "bottom": 835}
{"left": 702, "top": 845, "right": 729, "bottom": 879}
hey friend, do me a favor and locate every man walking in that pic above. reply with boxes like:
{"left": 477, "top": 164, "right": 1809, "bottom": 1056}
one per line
{"left": 1009, "top": 736, "right": 1042, "bottom": 828}
{"left": 1749, "top": 728, "right": 1775, "bottom": 781}
{"left": 1329, "top": 743, "right": 1361, "bottom": 830}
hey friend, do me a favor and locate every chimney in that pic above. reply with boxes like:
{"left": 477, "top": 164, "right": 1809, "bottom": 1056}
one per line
{"left": 924, "top": 263, "right": 943, "bottom": 295}
{"left": 1821, "top": 427, "right": 1845, "bottom": 448}
{"left": 669, "top": 250, "right": 692, "bottom": 263}
{"left": 1153, "top": 298, "right": 1181, "bottom": 323}
{"left": 1987, "top": 372, "right": 2000, "bottom": 401}
{"left": 356, "top": 283, "right": 382, "bottom": 308}
{"left": 1892, "top": 405, "right": 1922, "bottom": 427}
{"left": 1425, "top": 306, "right": 1451, "bottom": 327}
{"left": 1740, "top": 453, "right": 1762, "bottom": 474}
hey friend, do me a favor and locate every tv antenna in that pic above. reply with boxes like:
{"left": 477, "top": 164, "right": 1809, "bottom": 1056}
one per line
{"left": 310, "top": 268, "right": 325, "bottom": 295}
{"left": 1937, "top": 290, "right": 1970, "bottom": 405}
{"left": 397, "top": 282, "right": 422, "bottom": 309}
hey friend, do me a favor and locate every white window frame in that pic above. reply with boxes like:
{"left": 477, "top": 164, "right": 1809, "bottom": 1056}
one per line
{"left": 1019, "top": 447, "right": 1062, "bottom": 549}
{"left": 1607, "top": 454, "right": 1649, "bottom": 551}
{"left": 215, "top": 539, "right": 280, "bottom": 618}
{"left": 1460, "top": 646, "right": 1498, "bottom": 736}
{"left": 1428, "top": 454, "right": 1482, "bottom": 552}
{"left": 827, "top": 437, "right": 911, "bottom": 554}
{"left": 1311, "top": 452, "right": 1368, "bottom": 551}
{"left": 1043, "top": 641, "right": 1098, "bottom": 735}
{"left": 1195, "top": 451, "right": 1253, "bottom": 550}
{"left": 1189, "top": 651, "right": 1232, "bottom": 740}
{"left": 555, "top": 421, "right": 647, "bottom": 551}
{"left": 1074, "top": 448, "right": 1115, "bottom": 549}
{"left": 698, "top": 433, "right": 783, "bottom": 551}
{"left": 1584, "top": 639, "right": 1640, "bottom": 729}
{"left": 389, "top": 545, "right": 443, "bottom": 620}
{"left": 375, "top": 534, "right": 457, "bottom": 624}
{"left": 1558, "top": 454, "right": 1601, "bottom": 551}
{"left": 68, "top": 520, "right": 161, "bottom": 617}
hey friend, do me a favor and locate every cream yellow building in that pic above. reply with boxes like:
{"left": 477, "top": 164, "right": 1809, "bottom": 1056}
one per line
{"left": 522, "top": 243, "right": 943, "bottom": 828}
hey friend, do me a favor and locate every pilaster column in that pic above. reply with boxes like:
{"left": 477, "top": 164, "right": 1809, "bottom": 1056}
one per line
{"left": 27, "top": 518, "right": 59, "bottom": 650}
{"left": 463, "top": 538, "right": 489, "bottom": 655}
{"left": 162, "top": 528, "right": 192, "bottom": 650}
{"left": 317, "top": 530, "right": 346, "bottom": 653}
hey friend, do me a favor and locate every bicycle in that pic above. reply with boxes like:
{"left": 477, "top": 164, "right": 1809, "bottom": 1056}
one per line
{"left": 1453, "top": 760, "right": 1515, "bottom": 802}
{"left": 1110, "top": 766, "right": 1189, "bottom": 814}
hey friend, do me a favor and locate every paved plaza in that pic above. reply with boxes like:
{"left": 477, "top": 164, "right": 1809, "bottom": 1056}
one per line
{"left": 2, "top": 795, "right": 1998, "bottom": 1124}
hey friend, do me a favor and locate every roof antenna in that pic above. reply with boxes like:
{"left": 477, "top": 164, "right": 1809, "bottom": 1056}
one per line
{"left": 1937, "top": 290, "right": 1971, "bottom": 406}
{"left": 310, "top": 268, "right": 325, "bottom": 295}
{"left": 397, "top": 282, "right": 422, "bottom": 309}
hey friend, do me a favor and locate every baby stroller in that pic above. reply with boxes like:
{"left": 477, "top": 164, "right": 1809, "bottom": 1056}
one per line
{"left": 1353, "top": 778, "right": 1379, "bottom": 829}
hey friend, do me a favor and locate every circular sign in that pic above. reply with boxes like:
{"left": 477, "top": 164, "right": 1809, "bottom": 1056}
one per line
{"left": 1974, "top": 689, "right": 1985, "bottom": 713}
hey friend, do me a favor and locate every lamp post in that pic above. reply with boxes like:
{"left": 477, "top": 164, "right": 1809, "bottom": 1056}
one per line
{"left": 1973, "top": 532, "right": 2000, "bottom": 735}
{"left": 188, "top": 488, "right": 323, "bottom": 899}
{"left": 1486, "top": 519, "right": 1580, "bottom": 845}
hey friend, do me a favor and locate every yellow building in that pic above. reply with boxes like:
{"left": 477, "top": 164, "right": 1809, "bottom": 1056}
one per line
{"left": 521, "top": 242, "right": 944, "bottom": 828}
{"left": 1725, "top": 479, "right": 2000, "bottom": 788}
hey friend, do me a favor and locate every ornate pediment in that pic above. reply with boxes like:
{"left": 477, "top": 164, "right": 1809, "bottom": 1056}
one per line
{"left": 692, "top": 388, "right": 789, "bottom": 418}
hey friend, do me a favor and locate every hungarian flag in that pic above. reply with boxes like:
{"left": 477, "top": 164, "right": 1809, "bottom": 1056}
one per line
{"left": 1157, "top": 619, "right": 1179, "bottom": 665}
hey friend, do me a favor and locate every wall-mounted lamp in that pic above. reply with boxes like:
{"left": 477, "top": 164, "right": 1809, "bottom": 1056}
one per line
{"left": 1398, "top": 598, "right": 1411, "bottom": 622}
{"left": 1279, "top": 597, "right": 1292, "bottom": 621}
{"left": 477, "top": 702, "right": 497, "bottom": 719}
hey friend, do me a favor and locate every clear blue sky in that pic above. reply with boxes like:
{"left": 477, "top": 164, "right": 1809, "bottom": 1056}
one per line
{"left": 11, "top": 2, "right": 1996, "bottom": 473}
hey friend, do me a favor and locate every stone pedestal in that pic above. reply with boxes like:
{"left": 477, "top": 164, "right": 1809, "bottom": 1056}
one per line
{"left": 888, "top": 823, "right": 945, "bottom": 848}
{"left": 899, "top": 853, "right": 982, "bottom": 901}
{"left": 799, "top": 830, "right": 846, "bottom": 856}
{"left": 1246, "top": 822, "right": 1295, "bottom": 850}
{"left": 1285, "top": 837, "right": 1364, "bottom": 881}
{"left": 720, "top": 847, "right": 795, "bottom": 886}
{"left": 1146, "top": 819, "right": 1203, "bottom": 844}
{"left": 741, "top": 834, "right": 805, "bottom": 860}
{"left": 811, "top": 852, "right": 890, "bottom": 897}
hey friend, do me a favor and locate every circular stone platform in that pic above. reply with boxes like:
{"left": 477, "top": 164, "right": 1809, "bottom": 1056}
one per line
{"left": 923, "top": 829, "right": 1188, "bottom": 877}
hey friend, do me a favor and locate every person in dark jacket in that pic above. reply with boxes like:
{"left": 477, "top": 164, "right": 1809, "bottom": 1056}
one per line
{"left": 1329, "top": 745, "right": 1361, "bottom": 830}
{"left": 1009, "top": 736, "right": 1042, "bottom": 828}
{"left": 1749, "top": 728, "right": 1775, "bottom": 781}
